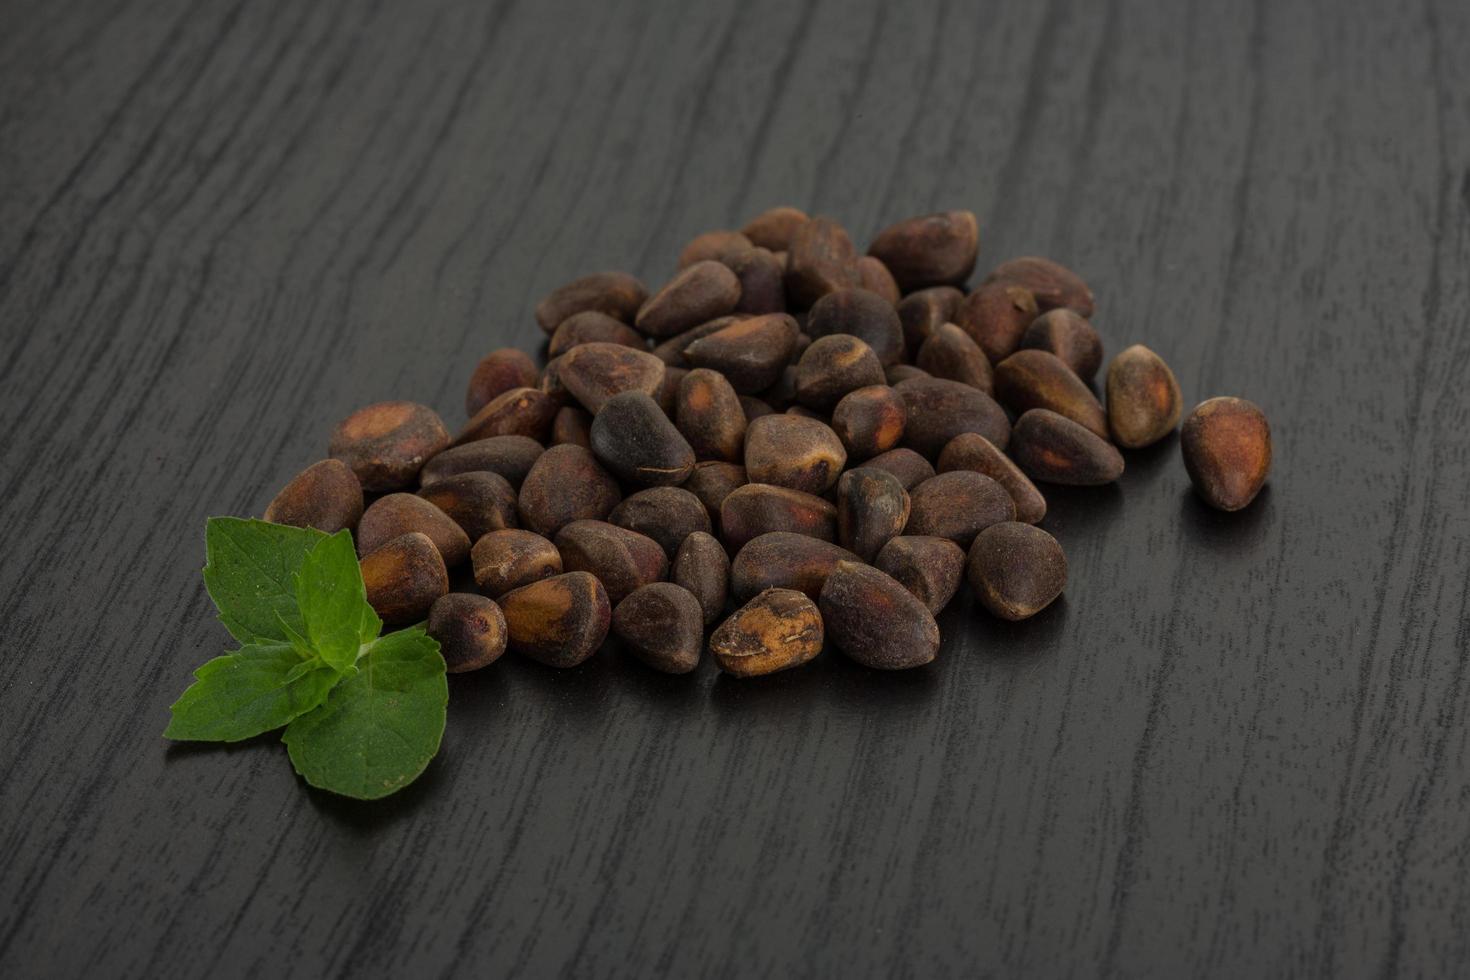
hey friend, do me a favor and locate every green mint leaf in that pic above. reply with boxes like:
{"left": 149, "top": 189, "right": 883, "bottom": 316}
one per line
{"left": 294, "top": 530, "right": 380, "bottom": 671}
{"left": 282, "top": 628, "right": 447, "bottom": 800}
{"left": 164, "top": 643, "right": 340, "bottom": 742}
{"left": 203, "top": 518, "right": 327, "bottom": 645}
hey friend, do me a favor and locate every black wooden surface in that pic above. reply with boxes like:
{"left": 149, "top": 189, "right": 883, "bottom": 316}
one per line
{"left": 3, "top": 0, "right": 1469, "bottom": 976}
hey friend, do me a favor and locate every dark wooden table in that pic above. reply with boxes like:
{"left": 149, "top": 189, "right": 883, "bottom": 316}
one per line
{"left": 3, "top": 0, "right": 1468, "bottom": 976}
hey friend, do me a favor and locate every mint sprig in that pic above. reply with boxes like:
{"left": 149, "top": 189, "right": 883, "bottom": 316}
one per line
{"left": 166, "top": 518, "right": 447, "bottom": 800}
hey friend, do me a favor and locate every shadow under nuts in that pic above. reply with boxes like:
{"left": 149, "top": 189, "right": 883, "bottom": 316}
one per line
{"left": 866, "top": 210, "right": 979, "bottom": 292}
{"left": 611, "top": 582, "right": 704, "bottom": 675}
{"left": 819, "top": 561, "right": 940, "bottom": 670}
{"left": 1009, "top": 409, "right": 1125, "bottom": 486}
{"left": 427, "top": 593, "right": 507, "bottom": 673}
{"left": 500, "top": 571, "right": 611, "bottom": 668}
{"left": 1180, "top": 397, "right": 1271, "bottom": 511}
{"left": 589, "top": 391, "right": 696, "bottom": 487}
{"left": 1106, "top": 344, "right": 1183, "bottom": 449}
{"left": 710, "top": 589, "right": 824, "bottom": 677}
{"left": 744, "top": 414, "right": 847, "bottom": 495}
{"left": 330, "top": 401, "right": 451, "bottom": 492}
{"left": 967, "top": 522, "right": 1067, "bottom": 621}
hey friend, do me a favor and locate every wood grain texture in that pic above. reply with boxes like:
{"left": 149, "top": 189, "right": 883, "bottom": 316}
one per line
{"left": 2, "top": 0, "right": 1469, "bottom": 976}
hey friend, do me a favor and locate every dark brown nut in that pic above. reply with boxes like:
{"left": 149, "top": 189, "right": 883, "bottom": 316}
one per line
{"left": 967, "top": 522, "right": 1066, "bottom": 620}
{"left": 538, "top": 356, "right": 569, "bottom": 400}
{"left": 609, "top": 486, "right": 713, "bottom": 559}
{"left": 740, "top": 395, "right": 776, "bottom": 421}
{"left": 885, "top": 364, "right": 930, "bottom": 385}
{"left": 790, "top": 331, "right": 813, "bottom": 362}
{"left": 551, "top": 405, "right": 593, "bottom": 448}
{"left": 589, "top": 391, "right": 696, "bottom": 487}
{"left": 983, "top": 256, "right": 1095, "bottom": 317}
{"left": 785, "top": 215, "right": 862, "bottom": 308}
{"left": 330, "top": 401, "right": 451, "bottom": 492}
{"left": 471, "top": 528, "right": 563, "bottom": 597}
{"left": 761, "top": 364, "right": 799, "bottom": 409}
{"left": 518, "top": 444, "right": 622, "bottom": 536}
{"left": 1105, "top": 344, "right": 1183, "bottom": 449}
{"left": 720, "top": 484, "right": 836, "bottom": 552}
{"left": 612, "top": 583, "right": 705, "bottom": 674}
{"left": 831, "top": 384, "right": 906, "bottom": 460}
{"left": 682, "top": 313, "right": 799, "bottom": 394}
{"left": 856, "top": 255, "right": 901, "bottom": 306}
{"left": 361, "top": 532, "right": 449, "bottom": 626}
{"left": 1020, "top": 309, "right": 1103, "bottom": 382}
{"left": 675, "top": 368, "right": 747, "bottom": 462}
{"left": 358, "top": 493, "right": 472, "bottom": 566}
{"left": 535, "top": 271, "right": 648, "bottom": 333}
{"left": 636, "top": 260, "right": 742, "bottom": 338}
{"left": 455, "top": 387, "right": 559, "bottom": 446}
{"left": 874, "top": 535, "right": 966, "bottom": 615}
{"left": 937, "top": 432, "right": 1046, "bottom": 524}
{"left": 547, "top": 311, "right": 648, "bottom": 359}
{"left": 866, "top": 210, "right": 979, "bottom": 292}
{"left": 416, "top": 471, "right": 518, "bottom": 541}
{"left": 741, "top": 206, "right": 808, "bottom": 251}
{"left": 898, "top": 285, "right": 965, "bottom": 355}
{"left": 1180, "top": 397, "right": 1272, "bottom": 511}
{"left": 649, "top": 315, "right": 742, "bottom": 365}
{"left": 684, "top": 461, "right": 747, "bottom": 527}
{"left": 465, "top": 348, "right": 541, "bottom": 417}
{"left": 819, "top": 561, "right": 939, "bottom": 670}
{"left": 727, "top": 247, "right": 787, "bottom": 315}
{"left": 730, "top": 531, "right": 859, "bottom": 602}
{"left": 916, "top": 322, "right": 994, "bottom": 393}
{"left": 1009, "top": 409, "right": 1125, "bottom": 485}
{"left": 895, "top": 376, "right": 1011, "bottom": 457}
{"left": 794, "top": 334, "right": 886, "bottom": 412}
{"left": 671, "top": 531, "right": 730, "bottom": 626}
{"left": 678, "top": 229, "right": 753, "bottom": 269}
{"left": 863, "top": 447, "right": 936, "bottom": 490}
{"left": 743, "top": 414, "right": 847, "bottom": 495}
{"left": 556, "top": 341, "right": 666, "bottom": 414}
{"left": 500, "top": 571, "right": 610, "bottom": 667}
{"left": 420, "top": 435, "right": 544, "bottom": 489}
{"left": 264, "top": 458, "right": 363, "bottom": 533}
{"left": 656, "top": 366, "right": 686, "bottom": 417}
{"left": 554, "top": 520, "right": 668, "bottom": 605}
{"left": 906, "top": 471, "right": 1015, "bottom": 547}
{"left": 427, "top": 593, "right": 507, "bottom": 672}
{"left": 805, "top": 288, "right": 905, "bottom": 366}
{"left": 710, "top": 589, "right": 823, "bottom": 677}
{"left": 836, "top": 467, "right": 911, "bottom": 562}
{"left": 994, "top": 349, "right": 1109, "bottom": 440}
{"left": 954, "top": 281, "right": 1040, "bottom": 364}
